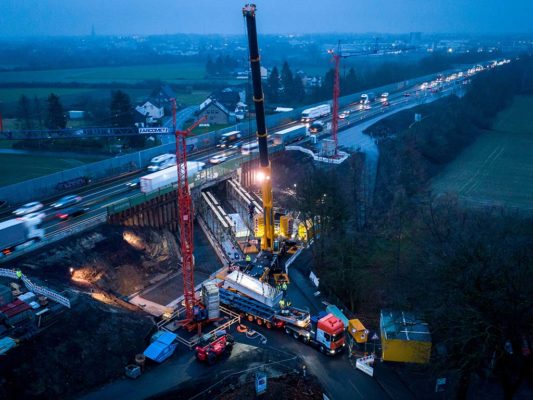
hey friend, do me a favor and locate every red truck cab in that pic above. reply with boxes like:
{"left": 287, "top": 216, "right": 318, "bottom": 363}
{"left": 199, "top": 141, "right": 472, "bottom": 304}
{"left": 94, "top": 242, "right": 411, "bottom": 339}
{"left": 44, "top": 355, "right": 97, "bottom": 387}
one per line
{"left": 316, "top": 314, "right": 345, "bottom": 354}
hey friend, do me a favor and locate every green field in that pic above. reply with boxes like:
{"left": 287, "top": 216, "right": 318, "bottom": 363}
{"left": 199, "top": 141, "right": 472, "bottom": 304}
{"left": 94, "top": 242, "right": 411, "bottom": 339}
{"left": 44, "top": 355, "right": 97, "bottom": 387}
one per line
{"left": 432, "top": 95, "right": 533, "bottom": 210}
{"left": 0, "top": 153, "right": 105, "bottom": 187}
{"left": 0, "top": 62, "right": 207, "bottom": 83}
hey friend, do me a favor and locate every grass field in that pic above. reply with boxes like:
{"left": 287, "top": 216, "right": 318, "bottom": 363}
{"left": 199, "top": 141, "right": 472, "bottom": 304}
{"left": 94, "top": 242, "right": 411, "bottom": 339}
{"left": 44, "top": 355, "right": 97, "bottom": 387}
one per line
{"left": 0, "top": 153, "right": 105, "bottom": 187}
{"left": 0, "top": 62, "right": 207, "bottom": 83}
{"left": 432, "top": 95, "right": 533, "bottom": 210}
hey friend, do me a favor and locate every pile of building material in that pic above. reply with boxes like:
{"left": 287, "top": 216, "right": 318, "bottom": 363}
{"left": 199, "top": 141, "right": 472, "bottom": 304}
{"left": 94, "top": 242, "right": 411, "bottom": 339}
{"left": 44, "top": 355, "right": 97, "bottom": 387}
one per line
{"left": 202, "top": 281, "right": 220, "bottom": 319}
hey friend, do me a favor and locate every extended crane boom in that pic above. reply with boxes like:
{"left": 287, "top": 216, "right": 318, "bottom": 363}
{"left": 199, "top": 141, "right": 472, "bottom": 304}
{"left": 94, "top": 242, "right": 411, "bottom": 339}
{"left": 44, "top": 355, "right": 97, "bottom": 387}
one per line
{"left": 243, "top": 4, "right": 275, "bottom": 252}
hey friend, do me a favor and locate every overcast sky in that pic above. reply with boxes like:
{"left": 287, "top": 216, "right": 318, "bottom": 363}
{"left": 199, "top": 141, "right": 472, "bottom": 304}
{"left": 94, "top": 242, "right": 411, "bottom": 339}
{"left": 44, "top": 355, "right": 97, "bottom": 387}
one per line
{"left": 1, "top": 0, "right": 531, "bottom": 37}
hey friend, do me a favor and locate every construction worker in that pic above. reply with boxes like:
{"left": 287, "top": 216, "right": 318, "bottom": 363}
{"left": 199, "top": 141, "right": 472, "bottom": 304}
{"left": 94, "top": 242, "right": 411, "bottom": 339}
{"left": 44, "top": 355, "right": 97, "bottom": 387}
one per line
{"left": 279, "top": 298, "right": 286, "bottom": 309}
{"left": 281, "top": 282, "right": 288, "bottom": 297}
{"left": 245, "top": 254, "right": 251, "bottom": 265}
{"left": 16, "top": 270, "right": 22, "bottom": 279}
{"left": 286, "top": 299, "right": 292, "bottom": 308}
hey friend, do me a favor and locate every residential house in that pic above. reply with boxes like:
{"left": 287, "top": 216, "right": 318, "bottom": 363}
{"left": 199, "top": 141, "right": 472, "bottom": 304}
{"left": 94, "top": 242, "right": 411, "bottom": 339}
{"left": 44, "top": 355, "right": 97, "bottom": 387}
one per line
{"left": 135, "top": 101, "right": 164, "bottom": 126}
{"left": 198, "top": 98, "right": 231, "bottom": 125}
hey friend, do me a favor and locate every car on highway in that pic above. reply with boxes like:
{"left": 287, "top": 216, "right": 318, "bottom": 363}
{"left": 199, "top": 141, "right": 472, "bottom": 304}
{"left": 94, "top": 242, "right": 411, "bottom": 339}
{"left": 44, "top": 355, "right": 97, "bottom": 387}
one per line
{"left": 13, "top": 201, "right": 44, "bottom": 216}
{"left": 382, "top": 101, "right": 390, "bottom": 107}
{"left": 209, "top": 154, "right": 230, "bottom": 165}
{"left": 125, "top": 179, "right": 140, "bottom": 190}
{"left": 51, "top": 195, "right": 82, "bottom": 209}
{"left": 309, "top": 121, "right": 324, "bottom": 134}
{"left": 56, "top": 206, "right": 89, "bottom": 220}
{"left": 338, "top": 110, "right": 350, "bottom": 119}
{"left": 403, "top": 92, "right": 411, "bottom": 97}
{"left": 19, "top": 212, "right": 46, "bottom": 224}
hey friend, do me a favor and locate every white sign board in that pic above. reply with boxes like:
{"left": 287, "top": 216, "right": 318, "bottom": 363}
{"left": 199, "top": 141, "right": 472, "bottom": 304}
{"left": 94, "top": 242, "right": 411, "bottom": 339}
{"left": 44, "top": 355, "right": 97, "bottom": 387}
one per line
{"left": 138, "top": 127, "right": 170, "bottom": 134}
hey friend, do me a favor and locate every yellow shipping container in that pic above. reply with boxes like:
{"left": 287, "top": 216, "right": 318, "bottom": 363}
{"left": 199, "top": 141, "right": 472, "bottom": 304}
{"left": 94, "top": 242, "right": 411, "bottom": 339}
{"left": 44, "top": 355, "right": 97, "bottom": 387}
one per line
{"left": 380, "top": 310, "right": 431, "bottom": 364}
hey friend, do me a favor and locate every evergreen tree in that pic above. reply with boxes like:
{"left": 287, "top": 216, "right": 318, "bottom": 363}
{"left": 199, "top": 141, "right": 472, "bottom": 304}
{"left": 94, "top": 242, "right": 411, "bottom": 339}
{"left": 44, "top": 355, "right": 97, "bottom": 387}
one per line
{"left": 215, "top": 55, "right": 224, "bottom": 75}
{"left": 292, "top": 75, "right": 306, "bottom": 103}
{"left": 16, "top": 95, "right": 32, "bottom": 130}
{"left": 344, "top": 67, "right": 359, "bottom": 94}
{"left": 109, "top": 90, "right": 142, "bottom": 148}
{"left": 266, "top": 66, "right": 280, "bottom": 103}
{"left": 280, "top": 61, "right": 294, "bottom": 103}
{"left": 205, "top": 56, "right": 216, "bottom": 76}
{"left": 33, "top": 96, "right": 43, "bottom": 129}
{"left": 45, "top": 93, "right": 66, "bottom": 129}
{"left": 110, "top": 90, "right": 134, "bottom": 127}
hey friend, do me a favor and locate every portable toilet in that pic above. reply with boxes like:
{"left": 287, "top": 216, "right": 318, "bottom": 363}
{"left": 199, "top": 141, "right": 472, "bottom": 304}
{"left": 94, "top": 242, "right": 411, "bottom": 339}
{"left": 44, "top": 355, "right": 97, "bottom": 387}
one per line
{"left": 348, "top": 319, "right": 369, "bottom": 344}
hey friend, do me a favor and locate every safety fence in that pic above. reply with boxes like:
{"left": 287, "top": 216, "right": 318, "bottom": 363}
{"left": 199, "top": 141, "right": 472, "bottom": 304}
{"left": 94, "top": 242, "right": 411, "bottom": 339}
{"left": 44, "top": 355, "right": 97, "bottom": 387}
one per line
{"left": 0, "top": 268, "right": 71, "bottom": 308}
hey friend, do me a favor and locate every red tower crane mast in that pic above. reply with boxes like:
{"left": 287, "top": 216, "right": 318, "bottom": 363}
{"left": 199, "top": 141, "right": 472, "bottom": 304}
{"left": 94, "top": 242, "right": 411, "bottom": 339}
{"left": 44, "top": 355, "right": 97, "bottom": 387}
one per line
{"left": 328, "top": 43, "right": 376, "bottom": 157}
{"left": 328, "top": 45, "right": 342, "bottom": 158}
{"left": 171, "top": 99, "right": 207, "bottom": 322}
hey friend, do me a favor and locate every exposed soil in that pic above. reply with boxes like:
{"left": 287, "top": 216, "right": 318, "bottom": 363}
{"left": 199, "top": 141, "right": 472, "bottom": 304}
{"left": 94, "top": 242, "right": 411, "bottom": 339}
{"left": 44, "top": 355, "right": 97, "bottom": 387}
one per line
{"left": 15, "top": 225, "right": 181, "bottom": 297}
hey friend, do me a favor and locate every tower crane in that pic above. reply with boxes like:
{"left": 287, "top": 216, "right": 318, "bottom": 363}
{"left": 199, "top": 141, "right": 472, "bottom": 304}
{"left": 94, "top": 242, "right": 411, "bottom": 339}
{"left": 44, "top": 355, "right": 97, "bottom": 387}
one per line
{"left": 243, "top": 4, "right": 275, "bottom": 253}
{"left": 328, "top": 43, "right": 378, "bottom": 157}
{"left": 171, "top": 99, "right": 207, "bottom": 323}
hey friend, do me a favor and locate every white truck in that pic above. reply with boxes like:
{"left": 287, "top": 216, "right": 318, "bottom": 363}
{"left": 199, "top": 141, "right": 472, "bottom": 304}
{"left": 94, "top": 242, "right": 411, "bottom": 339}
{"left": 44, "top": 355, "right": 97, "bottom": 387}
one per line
{"left": 147, "top": 154, "right": 176, "bottom": 172}
{"left": 272, "top": 124, "right": 307, "bottom": 145}
{"left": 0, "top": 218, "right": 44, "bottom": 257}
{"left": 301, "top": 104, "right": 331, "bottom": 123}
{"left": 140, "top": 161, "right": 206, "bottom": 193}
{"left": 360, "top": 93, "right": 376, "bottom": 104}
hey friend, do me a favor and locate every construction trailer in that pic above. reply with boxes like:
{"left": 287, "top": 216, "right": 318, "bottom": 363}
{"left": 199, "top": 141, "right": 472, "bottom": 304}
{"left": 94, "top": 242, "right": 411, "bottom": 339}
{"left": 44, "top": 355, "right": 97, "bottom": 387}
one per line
{"left": 215, "top": 269, "right": 345, "bottom": 355}
{"left": 380, "top": 310, "right": 432, "bottom": 364}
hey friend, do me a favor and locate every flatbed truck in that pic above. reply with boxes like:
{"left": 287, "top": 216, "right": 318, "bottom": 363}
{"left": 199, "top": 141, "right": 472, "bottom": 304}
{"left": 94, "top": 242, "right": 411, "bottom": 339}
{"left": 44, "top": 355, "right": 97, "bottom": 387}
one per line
{"left": 216, "top": 271, "right": 345, "bottom": 355}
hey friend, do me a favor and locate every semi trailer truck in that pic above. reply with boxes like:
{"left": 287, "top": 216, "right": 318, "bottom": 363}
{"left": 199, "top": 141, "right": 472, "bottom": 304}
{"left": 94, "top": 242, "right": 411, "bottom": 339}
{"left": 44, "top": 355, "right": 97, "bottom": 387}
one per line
{"left": 272, "top": 124, "right": 307, "bottom": 145}
{"left": 140, "top": 161, "right": 206, "bottom": 193}
{"left": 0, "top": 218, "right": 44, "bottom": 257}
{"left": 301, "top": 104, "right": 331, "bottom": 123}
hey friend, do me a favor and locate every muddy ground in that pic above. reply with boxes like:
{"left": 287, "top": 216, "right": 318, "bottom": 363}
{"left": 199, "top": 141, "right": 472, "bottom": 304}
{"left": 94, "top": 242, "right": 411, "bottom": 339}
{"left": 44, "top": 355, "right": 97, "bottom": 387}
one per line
{"left": 0, "top": 225, "right": 183, "bottom": 399}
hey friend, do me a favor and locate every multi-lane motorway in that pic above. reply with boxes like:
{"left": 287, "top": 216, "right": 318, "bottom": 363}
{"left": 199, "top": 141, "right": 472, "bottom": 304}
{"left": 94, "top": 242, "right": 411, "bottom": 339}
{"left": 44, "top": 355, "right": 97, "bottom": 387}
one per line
{"left": 0, "top": 66, "right": 476, "bottom": 263}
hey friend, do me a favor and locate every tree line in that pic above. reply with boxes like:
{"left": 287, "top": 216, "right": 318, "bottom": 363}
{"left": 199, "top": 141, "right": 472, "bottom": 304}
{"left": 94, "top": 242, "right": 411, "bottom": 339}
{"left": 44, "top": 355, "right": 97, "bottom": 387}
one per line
{"left": 290, "top": 55, "right": 533, "bottom": 399}
{"left": 14, "top": 90, "right": 147, "bottom": 151}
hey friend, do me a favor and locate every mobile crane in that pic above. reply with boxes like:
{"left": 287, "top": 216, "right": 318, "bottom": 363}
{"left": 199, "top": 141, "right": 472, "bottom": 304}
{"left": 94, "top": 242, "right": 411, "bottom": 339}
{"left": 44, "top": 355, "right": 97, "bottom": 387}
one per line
{"left": 243, "top": 3, "right": 275, "bottom": 253}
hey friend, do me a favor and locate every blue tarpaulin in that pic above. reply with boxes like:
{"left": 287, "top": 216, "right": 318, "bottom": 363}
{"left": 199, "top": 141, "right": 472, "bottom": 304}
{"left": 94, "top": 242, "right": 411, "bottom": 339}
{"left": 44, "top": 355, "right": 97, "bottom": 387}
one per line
{"left": 0, "top": 337, "right": 16, "bottom": 355}
{"left": 143, "top": 331, "right": 178, "bottom": 363}
{"left": 326, "top": 305, "right": 349, "bottom": 329}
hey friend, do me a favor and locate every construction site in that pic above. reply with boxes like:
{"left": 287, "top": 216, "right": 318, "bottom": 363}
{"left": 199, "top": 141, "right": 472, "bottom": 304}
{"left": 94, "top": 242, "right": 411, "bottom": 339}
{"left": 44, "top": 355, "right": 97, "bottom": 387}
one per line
{"left": 0, "top": 5, "right": 454, "bottom": 400}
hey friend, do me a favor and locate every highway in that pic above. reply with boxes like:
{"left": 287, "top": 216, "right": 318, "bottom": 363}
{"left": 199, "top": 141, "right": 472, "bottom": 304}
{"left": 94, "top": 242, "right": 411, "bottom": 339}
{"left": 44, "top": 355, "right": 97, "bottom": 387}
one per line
{"left": 0, "top": 67, "right": 474, "bottom": 264}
